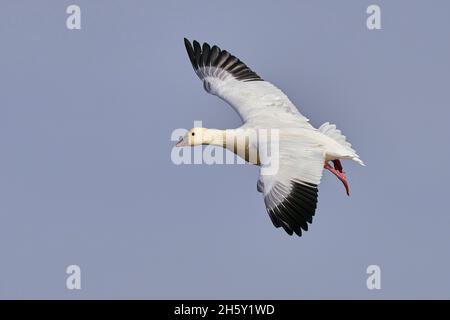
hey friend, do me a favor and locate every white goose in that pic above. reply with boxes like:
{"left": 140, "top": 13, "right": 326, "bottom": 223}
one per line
{"left": 177, "top": 39, "right": 364, "bottom": 237}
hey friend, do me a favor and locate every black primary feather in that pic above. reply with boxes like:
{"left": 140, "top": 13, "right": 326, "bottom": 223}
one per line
{"left": 184, "top": 38, "right": 263, "bottom": 82}
{"left": 267, "top": 181, "right": 319, "bottom": 237}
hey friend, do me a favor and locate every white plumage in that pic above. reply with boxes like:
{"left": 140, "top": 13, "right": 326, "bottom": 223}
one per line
{"left": 179, "top": 39, "right": 364, "bottom": 236}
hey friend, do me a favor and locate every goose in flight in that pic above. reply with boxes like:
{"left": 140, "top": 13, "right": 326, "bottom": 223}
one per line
{"left": 177, "top": 38, "right": 364, "bottom": 237}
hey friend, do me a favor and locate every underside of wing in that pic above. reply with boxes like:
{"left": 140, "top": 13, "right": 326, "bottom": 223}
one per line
{"left": 258, "top": 138, "right": 325, "bottom": 236}
{"left": 183, "top": 39, "right": 312, "bottom": 126}
{"left": 264, "top": 180, "right": 319, "bottom": 236}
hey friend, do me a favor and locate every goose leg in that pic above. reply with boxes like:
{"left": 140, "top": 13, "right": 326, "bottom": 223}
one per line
{"left": 332, "top": 159, "right": 343, "bottom": 173}
{"left": 324, "top": 160, "right": 350, "bottom": 196}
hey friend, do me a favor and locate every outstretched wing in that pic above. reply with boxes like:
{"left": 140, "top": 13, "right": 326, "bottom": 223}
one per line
{"left": 258, "top": 137, "right": 325, "bottom": 236}
{"left": 184, "top": 39, "right": 312, "bottom": 127}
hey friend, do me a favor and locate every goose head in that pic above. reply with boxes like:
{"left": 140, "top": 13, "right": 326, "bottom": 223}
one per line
{"left": 176, "top": 127, "right": 214, "bottom": 147}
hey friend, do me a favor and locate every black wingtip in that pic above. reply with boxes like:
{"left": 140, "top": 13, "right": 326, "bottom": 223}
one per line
{"left": 192, "top": 40, "right": 200, "bottom": 48}
{"left": 183, "top": 39, "right": 263, "bottom": 82}
{"left": 267, "top": 181, "right": 319, "bottom": 237}
{"left": 184, "top": 38, "right": 198, "bottom": 70}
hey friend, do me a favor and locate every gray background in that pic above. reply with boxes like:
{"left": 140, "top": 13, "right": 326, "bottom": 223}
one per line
{"left": 0, "top": 0, "right": 449, "bottom": 299}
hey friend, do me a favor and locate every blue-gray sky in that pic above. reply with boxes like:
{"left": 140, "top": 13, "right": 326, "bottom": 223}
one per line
{"left": 0, "top": 0, "right": 449, "bottom": 299}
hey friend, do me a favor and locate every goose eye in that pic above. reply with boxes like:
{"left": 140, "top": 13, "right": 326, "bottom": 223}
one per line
{"left": 191, "top": 132, "right": 195, "bottom": 136}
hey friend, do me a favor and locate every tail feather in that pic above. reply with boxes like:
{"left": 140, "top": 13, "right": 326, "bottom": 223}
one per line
{"left": 319, "top": 122, "right": 365, "bottom": 166}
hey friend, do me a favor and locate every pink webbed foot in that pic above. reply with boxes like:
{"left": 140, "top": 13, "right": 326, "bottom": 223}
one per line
{"left": 324, "top": 160, "right": 350, "bottom": 196}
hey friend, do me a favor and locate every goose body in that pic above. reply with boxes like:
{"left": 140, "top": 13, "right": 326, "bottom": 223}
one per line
{"left": 178, "top": 39, "right": 364, "bottom": 237}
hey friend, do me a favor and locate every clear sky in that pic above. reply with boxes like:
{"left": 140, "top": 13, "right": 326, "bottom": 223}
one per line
{"left": 0, "top": 0, "right": 449, "bottom": 299}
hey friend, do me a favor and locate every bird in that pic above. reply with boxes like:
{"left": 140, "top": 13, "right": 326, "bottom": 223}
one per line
{"left": 176, "top": 38, "right": 364, "bottom": 237}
